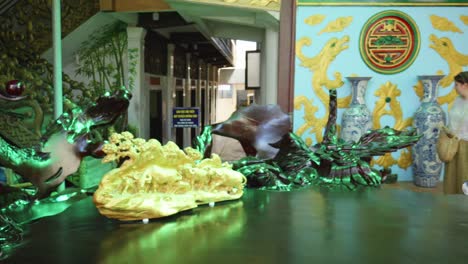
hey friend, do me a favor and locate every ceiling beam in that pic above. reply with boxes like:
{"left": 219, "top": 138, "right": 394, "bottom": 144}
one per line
{"left": 205, "top": 20, "right": 264, "bottom": 42}
{"left": 138, "top": 11, "right": 191, "bottom": 29}
{"left": 100, "top": 0, "right": 172, "bottom": 12}
{"left": 108, "top": 12, "right": 138, "bottom": 26}
{"left": 170, "top": 32, "right": 208, "bottom": 44}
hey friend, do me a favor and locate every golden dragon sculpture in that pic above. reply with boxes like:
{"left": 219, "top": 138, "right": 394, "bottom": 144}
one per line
{"left": 294, "top": 36, "right": 351, "bottom": 144}
{"left": 425, "top": 34, "right": 468, "bottom": 106}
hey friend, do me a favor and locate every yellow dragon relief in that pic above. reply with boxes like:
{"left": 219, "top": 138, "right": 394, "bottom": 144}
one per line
{"left": 318, "top": 16, "right": 353, "bottom": 35}
{"left": 304, "top": 14, "right": 326, "bottom": 27}
{"left": 461, "top": 15, "right": 468, "bottom": 25}
{"left": 371, "top": 82, "right": 413, "bottom": 169}
{"left": 429, "top": 15, "right": 463, "bottom": 33}
{"left": 428, "top": 34, "right": 468, "bottom": 106}
{"left": 294, "top": 35, "right": 351, "bottom": 144}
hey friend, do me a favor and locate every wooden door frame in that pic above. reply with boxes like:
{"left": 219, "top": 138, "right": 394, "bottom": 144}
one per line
{"left": 277, "top": 0, "right": 296, "bottom": 115}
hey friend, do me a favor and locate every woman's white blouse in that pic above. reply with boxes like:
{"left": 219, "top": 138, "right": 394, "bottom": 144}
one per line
{"left": 448, "top": 96, "right": 468, "bottom": 141}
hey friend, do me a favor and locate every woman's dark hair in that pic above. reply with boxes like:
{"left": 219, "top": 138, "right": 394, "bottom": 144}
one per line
{"left": 454, "top": 71, "right": 468, "bottom": 84}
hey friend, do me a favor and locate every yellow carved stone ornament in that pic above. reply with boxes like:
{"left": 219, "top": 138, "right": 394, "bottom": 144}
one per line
{"left": 93, "top": 132, "right": 246, "bottom": 221}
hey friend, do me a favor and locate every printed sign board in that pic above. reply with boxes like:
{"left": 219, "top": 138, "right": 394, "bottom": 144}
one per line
{"left": 172, "top": 107, "right": 200, "bottom": 128}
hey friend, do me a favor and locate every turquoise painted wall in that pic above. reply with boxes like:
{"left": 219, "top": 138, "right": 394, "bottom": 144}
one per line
{"left": 294, "top": 6, "right": 468, "bottom": 181}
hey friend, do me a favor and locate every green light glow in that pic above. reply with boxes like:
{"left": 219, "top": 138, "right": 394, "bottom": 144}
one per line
{"left": 194, "top": 125, "right": 420, "bottom": 191}
{"left": 1, "top": 189, "right": 88, "bottom": 259}
{"left": 0, "top": 136, "right": 52, "bottom": 172}
{"left": 97, "top": 201, "right": 245, "bottom": 263}
{"left": 0, "top": 213, "right": 23, "bottom": 261}
{"left": 192, "top": 125, "right": 212, "bottom": 160}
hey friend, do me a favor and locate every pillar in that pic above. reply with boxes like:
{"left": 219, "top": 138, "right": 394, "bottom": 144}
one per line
{"left": 211, "top": 65, "right": 217, "bottom": 123}
{"left": 52, "top": 0, "right": 63, "bottom": 119}
{"left": 162, "top": 43, "right": 176, "bottom": 144}
{"left": 195, "top": 58, "right": 202, "bottom": 135}
{"left": 52, "top": 0, "right": 64, "bottom": 192}
{"left": 183, "top": 53, "right": 192, "bottom": 147}
{"left": 258, "top": 28, "right": 279, "bottom": 105}
{"left": 204, "top": 63, "right": 211, "bottom": 126}
{"left": 127, "top": 27, "right": 148, "bottom": 138}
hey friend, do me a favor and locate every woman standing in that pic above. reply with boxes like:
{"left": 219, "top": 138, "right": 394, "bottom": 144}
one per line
{"left": 443, "top": 71, "right": 468, "bottom": 194}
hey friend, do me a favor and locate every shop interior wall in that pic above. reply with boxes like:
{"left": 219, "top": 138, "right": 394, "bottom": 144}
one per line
{"left": 293, "top": 6, "right": 468, "bottom": 181}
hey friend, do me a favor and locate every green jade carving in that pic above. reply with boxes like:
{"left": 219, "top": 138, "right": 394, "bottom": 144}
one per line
{"left": 196, "top": 89, "right": 421, "bottom": 191}
{"left": 0, "top": 88, "right": 130, "bottom": 257}
{"left": 0, "top": 87, "right": 131, "bottom": 198}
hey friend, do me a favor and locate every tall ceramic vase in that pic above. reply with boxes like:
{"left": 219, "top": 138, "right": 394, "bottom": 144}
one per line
{"left": 412, "top": 75, "right": 446, "bottom": 188}
{"left": 341, "top": 77, "right": 373, "bottom": 143}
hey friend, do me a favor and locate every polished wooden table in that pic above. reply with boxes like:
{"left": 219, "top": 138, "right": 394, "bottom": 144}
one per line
{"left": 6, "top": 187, "right": 468, "bottom": 264}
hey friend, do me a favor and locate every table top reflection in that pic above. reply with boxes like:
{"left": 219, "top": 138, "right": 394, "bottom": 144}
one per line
{"left": 6, "top": 187, "right": 468, "bottom": 264}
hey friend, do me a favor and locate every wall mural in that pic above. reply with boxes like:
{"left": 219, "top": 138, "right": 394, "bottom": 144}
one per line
{"left": 294, "top": 6, "right": 468, "bottom": 180}
{"left": 76, "top": 22, "right": 129, "bottom": 101}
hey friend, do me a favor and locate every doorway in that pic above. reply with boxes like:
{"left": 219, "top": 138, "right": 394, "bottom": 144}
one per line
{"left": 175, "top": 90, "right": 184, "bottom": 147}
{"left": 149, "top": 90, "right": 163, "bottom": 142}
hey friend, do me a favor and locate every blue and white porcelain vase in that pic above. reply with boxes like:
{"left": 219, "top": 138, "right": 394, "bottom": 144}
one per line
{"left": 341, "top": 77, "right": 373, "bottom": 143}
{"left": 412, "top": 75, "right": 446, "bottom": 188}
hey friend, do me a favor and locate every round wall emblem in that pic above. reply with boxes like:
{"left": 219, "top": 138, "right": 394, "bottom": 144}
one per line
{"left": 359, "top": 10, "right": 420, "bottom": 74}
